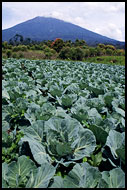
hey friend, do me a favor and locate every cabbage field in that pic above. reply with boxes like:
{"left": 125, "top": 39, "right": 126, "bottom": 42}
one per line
{"left": 2, "top": 58, "right": 125, "bottom": 188}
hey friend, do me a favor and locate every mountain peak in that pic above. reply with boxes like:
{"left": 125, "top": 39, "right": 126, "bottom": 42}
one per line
{"left": 2, "top": 17, "right": 125, "bottom": 48}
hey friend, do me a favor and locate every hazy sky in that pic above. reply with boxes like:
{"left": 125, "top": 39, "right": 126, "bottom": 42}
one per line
{"left": 2, "top": 2, "right": 125, "bottom": 41}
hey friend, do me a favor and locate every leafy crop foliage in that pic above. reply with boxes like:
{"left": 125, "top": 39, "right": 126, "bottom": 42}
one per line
{"left": 2, "top": 58, "right": 125, "bottom": 188}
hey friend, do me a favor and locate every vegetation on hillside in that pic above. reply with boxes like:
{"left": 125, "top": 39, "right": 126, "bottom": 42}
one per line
{"left": 2, "top": 34, "right": 125, "bottom": 66}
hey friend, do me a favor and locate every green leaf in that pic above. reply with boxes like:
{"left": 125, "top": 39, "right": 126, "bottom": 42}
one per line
{"left": 2, "top": 179, "right": 8, "bottom": 188}
{"left": 83, "top": 157, "right": 87, "bottom": 162}
{"left": 73, "top": 128, "right": 96, "bottom": 160}
{"left": 21, "top": 120, "right": 45, "bottom": 142}
{"left": 2, "top": 162, "right": 8, "bottom": 182}
{"left": 89, "top": 125, "right": 108, "bottom": 145}
{"left": 26, "top": 163, "right": 56, "bottom": 188}
{"left": 45, "top": 117, "right": 96, "bottom": 163}
{"left": 61, "top": 94, "right": 77, "bottom": 107}
{"left": 99, "top": 168, "right": 125, "bottom": 188}
{"left": 116, "top": 148, "right": 125, "bottom": 164}
{"left": 49, "top": 84, "right": 63, "bottom": 97}
{"left": 49, "top": 176, "right": 64, "bottom": 188}
{"left": 106, "top": 130, "right": 125, "bottom": 159}
{"left": 56, "top": 142, "right": 73, "bottom": 156}
{"left": 71, "top": 101, "right": 89, "bottom": 123}
{"left": 90, "top": 151, "right": 102, "bottom": 166}
{"left": 88, "top": 108, "right": 102, "bottom": 125}
{"left": 7, "top": 156, "right": 36, "bottom": 188}
{"left": 63, "top": 162, "right": 101, "bottom": 188}
{"left": 20, "top": 120, "right": 51, "bottom": 164}
{"left": 2, "top": 89, "right": 10, "bottom": 99}
{"left": 114, "top": 107, "right": 125, "bottom": 117}
{"left": 104, "top": 92, "right": 114, "bottom": 108}
{"left": 24, "top": 102, "right": 56, "bottom": 123}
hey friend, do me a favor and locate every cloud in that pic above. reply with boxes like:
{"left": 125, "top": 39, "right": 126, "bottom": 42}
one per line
{"left": 2, "top": 2, "right": 125, "bottom": 41}
{"left": 82, "top": 2, "right": 125, "bottom": 13}
{"left": 95, "top": 23, "right": 124, "bottom": 41}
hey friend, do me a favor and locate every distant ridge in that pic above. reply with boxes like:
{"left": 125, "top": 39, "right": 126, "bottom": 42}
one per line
{"left": 2, "top": 16, "right": 125, "bottom": 48}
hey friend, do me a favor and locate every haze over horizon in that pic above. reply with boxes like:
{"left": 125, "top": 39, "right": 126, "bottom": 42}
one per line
{"left": 2, "top": 2, "right": 125, "bottom": 42}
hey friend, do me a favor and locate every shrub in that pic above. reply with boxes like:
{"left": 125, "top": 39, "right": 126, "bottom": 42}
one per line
{"left": 89, "top": 47, "right": 98, "bottom": 57}
{"left": 75, "top": 39, "right": 86, "bottom": 46}
{"left": 59, "top": 47, "right": 71, "bottom": 59}
{"left": 44, "top": 46, "right": 52, "bottom": 53}
{"left": 18, "top": 52, "right": 24, "bottom": 58}
{"left": 106, "top": 48, "right": 113, "bottom": 56}
{"left": 26, "top": 45, "right": 31, "bottom": 50}
{"left": 102, "top": 49, "right": 106, "bottom": 55}
{"left": 12, "top": 45, "right": 27, "bottom": 52}
{"left": 82, "top": 45, "right": 88, "bottom": 49}
{"left": 7, "top": 45, "right": 13, "bottom": 49}
{"left": 51, "top": 38, "right": 64, "bottom": 53}
{"left": 19, "top": 45, "right": 28, "bottom": 51}
{"left": 6, "top": 50, "right": 12, "bottom": 58}
{"left": 74, "top": 47, "right": 84, "bottom": 60}
{"left": 2, "top": 48, "right": 6, "bottom": 54}
{"left": 2, "top": 41, "right": 8, "bottom": 49}
{"left": 83, "top": 49, "right": 90, "bottom": 58}
{"left": 115, "top": 49, "right": 125, "bottom": 56}
{"left": 65, "top": 41, "right": 71, "bottom": 47}
{"left": 41, "top": 45, "right": 48, "bottom": 50}
{"left": 105, "top": 45, "right": 116, "bottom": 51}
{"left": 2, "top": 54, "right": 7, "bottom": 59}
{"left": 45, "top": 48, "right": 56, "bottom": 59}
{"left": 12, "top": 53, "right": 17, "bottom": 58}
{"left": 34, "top": 44, "right": 41, "bottom": 50}
{"left": 12, "top": 46, "right": 21, "bottom": 52}
{"left": 45, "top": 52, "right": 53, "bottom": 59}
{"left": 68, "top": 47, "right": 84, "bottom": 61}
{"left": 30, "top": 46, "right": 35, "bottom": 50}
{"left": 98, "top": 43, "right": 106, "bottom": 49}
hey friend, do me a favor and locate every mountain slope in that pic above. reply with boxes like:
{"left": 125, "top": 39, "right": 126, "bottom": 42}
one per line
{"left": 2, "top": 16, "right": 125, "bottom": 47}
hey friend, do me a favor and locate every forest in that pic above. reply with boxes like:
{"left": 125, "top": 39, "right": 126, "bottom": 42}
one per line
{"left": 2, "top": 34, "right": 125, "bottom": 66}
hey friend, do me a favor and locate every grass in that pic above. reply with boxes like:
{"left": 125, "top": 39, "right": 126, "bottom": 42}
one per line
{"left": 2, "top": 49, "right": 125, "bottom": 66}
{"left": 83, "top": 56, "right": 125, "bottom": 66}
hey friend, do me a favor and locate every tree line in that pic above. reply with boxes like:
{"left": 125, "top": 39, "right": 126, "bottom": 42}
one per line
{"left": 2, "top": 34, "right": 125, "bottom": 60}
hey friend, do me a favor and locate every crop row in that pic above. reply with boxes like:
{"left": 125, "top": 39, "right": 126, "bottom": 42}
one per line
{"left": 2, "top": 58, "right": 125, "bottom": 188}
